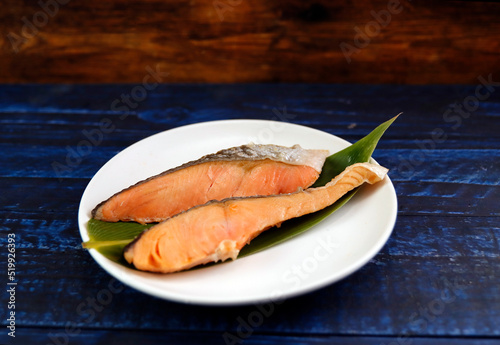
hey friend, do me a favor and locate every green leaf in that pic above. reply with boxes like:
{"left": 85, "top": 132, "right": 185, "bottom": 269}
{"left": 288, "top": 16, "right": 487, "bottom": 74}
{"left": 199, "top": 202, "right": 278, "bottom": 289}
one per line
{"left": 240, "top": 114, "right": 399, "bottom": 256}
{"left": 84, "top": 219, "right": 155, "bottom": 264}
{"left": 312, "top": 114, "right": 399, "bottom": 187}
{"left": 83, "top": 115, "right": 399, "bottom": 266}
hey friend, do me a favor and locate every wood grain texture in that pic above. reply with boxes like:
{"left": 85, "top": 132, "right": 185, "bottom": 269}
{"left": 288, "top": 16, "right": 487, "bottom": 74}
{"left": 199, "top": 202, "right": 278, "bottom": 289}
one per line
{"left": 3, "top": 329, "right": 500, "bottom": 345}
{"left": 0, "top": 0, "right": 499, "bottom": 84}
{"left": 0, "top": 84, "right": 499, "bottom": 343}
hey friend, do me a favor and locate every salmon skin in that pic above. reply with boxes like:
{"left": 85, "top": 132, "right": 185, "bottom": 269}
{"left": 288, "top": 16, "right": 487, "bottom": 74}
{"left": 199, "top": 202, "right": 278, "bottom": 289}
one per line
{"left": 124, "top": 162, "right": 388, "bottom": 273}
{"left": 92, "top": 144, "right": 329, "bottom": 224}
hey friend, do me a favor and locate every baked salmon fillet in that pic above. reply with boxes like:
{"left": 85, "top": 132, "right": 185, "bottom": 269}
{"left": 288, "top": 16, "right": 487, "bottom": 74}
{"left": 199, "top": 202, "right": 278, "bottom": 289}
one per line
{"left": 124, "top": 162, "right": 388, "bottom": 273}
{"left": 92, "top": 144, "right": 329, "bottom": 224}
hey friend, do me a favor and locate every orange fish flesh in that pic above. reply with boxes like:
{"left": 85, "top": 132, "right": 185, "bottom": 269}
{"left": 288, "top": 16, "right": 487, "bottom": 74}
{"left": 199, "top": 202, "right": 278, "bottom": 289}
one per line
{"left": 124, "top": 162, "right": 388, "bottom": 273}
{"left": 92, "top": 144, "right": 329, "bottom": 224}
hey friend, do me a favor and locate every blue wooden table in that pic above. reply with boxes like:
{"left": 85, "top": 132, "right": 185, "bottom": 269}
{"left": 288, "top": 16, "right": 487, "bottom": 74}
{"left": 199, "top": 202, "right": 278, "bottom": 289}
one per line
{"left": 0, "top": 83, "right": 499, "bottom": 344}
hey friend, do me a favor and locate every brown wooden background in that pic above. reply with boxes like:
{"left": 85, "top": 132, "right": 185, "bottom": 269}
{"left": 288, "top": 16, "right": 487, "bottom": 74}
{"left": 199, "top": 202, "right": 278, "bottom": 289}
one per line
{"left": 1, "top": 0, "right": 499, "bottom": 84}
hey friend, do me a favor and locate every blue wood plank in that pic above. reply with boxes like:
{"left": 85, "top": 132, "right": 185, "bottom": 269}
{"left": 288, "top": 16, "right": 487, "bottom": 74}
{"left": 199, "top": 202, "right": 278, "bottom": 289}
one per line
{"left": 0, "top": 84, "right": 498, "bottom": 117}
{"left": 0, "top": 84, "right": 499, "bottom": 342}
{"left": 0, "top": 177, "right": 87, "bottom": 217}
{"left": 393, "top": 181, "right": 500, "bottom": 217}
{"left": 378, "top": 150, "right": 500, "bottom": 185}
{"left": 2, "top": 328, "right": 500, "bottom": 345}
{"left": 0, "top": 84, "right": 499, "bottom": 138}
{"left": 2, "top": 115, "right": 500, "bottom": 150}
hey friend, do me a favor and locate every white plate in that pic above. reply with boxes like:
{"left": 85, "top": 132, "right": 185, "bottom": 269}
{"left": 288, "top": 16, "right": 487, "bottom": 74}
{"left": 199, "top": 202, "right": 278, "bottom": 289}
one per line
{"left": 78, "top": 120, "right": 397, "bottom": 306}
